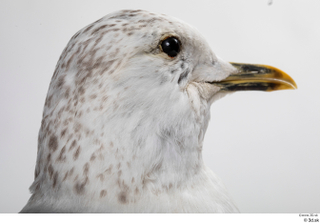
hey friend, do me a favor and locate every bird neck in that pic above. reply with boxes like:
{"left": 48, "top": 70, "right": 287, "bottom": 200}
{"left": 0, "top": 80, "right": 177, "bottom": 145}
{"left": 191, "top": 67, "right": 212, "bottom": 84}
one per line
{"left": 89, "top": 110, "right": 206, "bottom": 191}
{"left": 31, "top": 81, "right": 211, "bottom": 201}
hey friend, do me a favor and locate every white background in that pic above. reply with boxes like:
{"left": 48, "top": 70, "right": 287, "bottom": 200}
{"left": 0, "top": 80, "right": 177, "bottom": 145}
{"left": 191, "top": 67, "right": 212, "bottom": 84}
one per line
{"left": 0, "top": 0, "right": 319, "bottom": 213}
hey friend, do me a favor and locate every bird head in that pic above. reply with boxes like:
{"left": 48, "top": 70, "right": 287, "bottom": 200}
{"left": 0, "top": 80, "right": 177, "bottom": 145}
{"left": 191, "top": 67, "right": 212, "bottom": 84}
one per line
{"left": 30, "top": 10, "right": 296, "bottom": 208}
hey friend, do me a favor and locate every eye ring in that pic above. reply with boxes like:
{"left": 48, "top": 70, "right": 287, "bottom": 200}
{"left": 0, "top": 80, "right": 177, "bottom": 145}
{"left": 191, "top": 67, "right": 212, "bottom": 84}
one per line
{"left": 159, "top": 36, "right": 181, "bottom": 58}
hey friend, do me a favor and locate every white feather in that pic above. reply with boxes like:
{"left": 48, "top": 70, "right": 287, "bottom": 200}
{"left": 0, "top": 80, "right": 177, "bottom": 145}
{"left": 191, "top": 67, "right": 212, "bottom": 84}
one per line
{"left": 21, "top": 9, "right": 238, "bottom": 213}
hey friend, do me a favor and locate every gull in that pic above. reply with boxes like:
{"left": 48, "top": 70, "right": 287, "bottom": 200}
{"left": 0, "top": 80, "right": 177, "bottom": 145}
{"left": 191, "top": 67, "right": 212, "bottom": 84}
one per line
{"left": 21, "top": 9, "right": 297, "bottom": 213}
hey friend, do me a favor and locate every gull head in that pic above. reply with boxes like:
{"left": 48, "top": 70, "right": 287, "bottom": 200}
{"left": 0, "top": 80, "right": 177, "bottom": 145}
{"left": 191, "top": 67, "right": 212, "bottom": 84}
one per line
{"left": 22, "top": 9, "right": 297, "bottom": 212}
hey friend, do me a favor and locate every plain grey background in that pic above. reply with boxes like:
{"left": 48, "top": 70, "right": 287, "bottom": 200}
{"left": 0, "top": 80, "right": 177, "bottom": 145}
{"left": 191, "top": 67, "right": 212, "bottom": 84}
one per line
{"left": 0, "top": 0, "right": 319, "bottom": 213}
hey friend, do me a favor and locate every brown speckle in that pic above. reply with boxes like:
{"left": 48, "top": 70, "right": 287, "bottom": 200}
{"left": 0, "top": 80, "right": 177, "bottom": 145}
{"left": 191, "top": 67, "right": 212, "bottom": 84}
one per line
{"left": 52, "top": 67, "right": 59, "bottom": 79}
{"left": 113, "top": 60, "right": 122, "bottom": 71}
{"left": 63, "top": 119, "right": 69, "bottom": 127}
{"left": 67, "top": 134, "right": 73, "bottom": 143}
{"left": 104, "top": 164, "right": 113, "bottom": 174}
{"left": 57, "top": 146, "right": 66, "bottom": 161}
{"left": 94, "top": 35, "right": 104, "bottom": 47}
{"left": 74, "top": 177, "right": 88, "bottom": 195}
{"left": 90, "top": 94, "right": 97, "bottom": 99}
{"left": 78, "top": 86, "right": 85, "bottom": 95}
{"left": 35, "top": 168, "right": 40, "bottom": 179}
{"left": 90, "top": 153, "right": 96, "bottom": 161}
{"left": 76, "top": 110, "right": 83, "bottom": 118}
{"left": 53, "top": 172, "right": 58, "bottom": 188}
{"left": 100, "top": 59, "right": 116, "bottom": 75}
{"left": 142, "top": 177, "right": 145, "bottom": 186}
{"left": 48, "top": 164, "right": 54, "bottom": 179}
{"left": 73, "top": 146, "right": 81, "bottom": 160}
{"left": 100, "top": 190, "right": 107, "bottom": 198}
{"left": 35, "top": 182, "right": 40, "bottom": 191}
{"left": 45, "top": 95, "right": 53, "bottom": 107}
{"left": 65, "top": 103, "right": 71, "bottom": 113}
{"left": 118, "top": 191, "right": 128, "bottom": 204}
{"left": 110, "top": 48, "right": 120, "bottom": 58}
{"left": 91, "top": 24, "right": 109, "bottom": 35}
{"left": 83, "top": 23, "right": 95, "bottom": 33}
{"left": 61, "top": 128, "right": 67, "bottom": 138}
{"left": 69, "top": 139, "right": 77, "bottom": 151}
{"left": 69, "top": 167, "right": 74, "bottom": 176}
{"left": 102, "top": 95, "right": 108, "bottom": 102}
{"left": 47, "top": 153, "right": 51, "bottom": 162}
{"left": 66, "top": 53, "right": 75, "bottom": 71}
{"left": 97, "top": 174, "right": 104, "bottom": 182}
{"left": 57, "top": 75, "right": 65, "bottom": 88}
{"left": 83, "top": 163, "right": 89, "bottom": 176}
{"left": 73, "top": 121, "right": 82, "bottom": 133}
{"left": 57, "top": 106, "right": 65, "bottom": 117}
{"left": 48, "top": 135, "right": 58, "bottom": 152}
{"left": 71, "top": 31, "right": 81, "bottom": 40}
{"left": 62, "top": 172, "right": 68, "bottom": 181}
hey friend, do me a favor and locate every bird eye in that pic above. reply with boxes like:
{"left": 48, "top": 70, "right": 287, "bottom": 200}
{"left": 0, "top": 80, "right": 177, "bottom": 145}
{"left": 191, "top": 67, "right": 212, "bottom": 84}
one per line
{"left": 160, "top": 37, "right": 181, "bottom": 58}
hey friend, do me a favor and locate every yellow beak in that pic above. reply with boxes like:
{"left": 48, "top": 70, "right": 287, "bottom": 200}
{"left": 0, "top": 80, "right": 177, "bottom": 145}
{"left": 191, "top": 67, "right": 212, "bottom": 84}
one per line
{"left": 211, "top": 63, "right": 297, "bottom": 92}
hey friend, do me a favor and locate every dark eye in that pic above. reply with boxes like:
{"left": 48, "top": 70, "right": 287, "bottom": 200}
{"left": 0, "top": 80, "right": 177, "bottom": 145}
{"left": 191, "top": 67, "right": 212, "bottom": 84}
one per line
{"left": 160, "top": 37, "right": 181, "bottom": 57}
